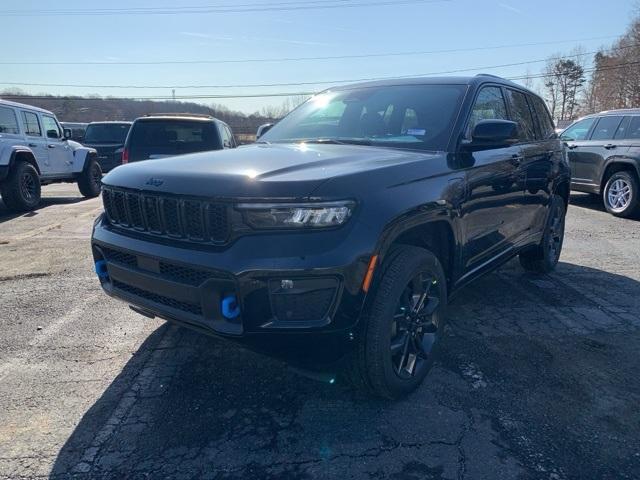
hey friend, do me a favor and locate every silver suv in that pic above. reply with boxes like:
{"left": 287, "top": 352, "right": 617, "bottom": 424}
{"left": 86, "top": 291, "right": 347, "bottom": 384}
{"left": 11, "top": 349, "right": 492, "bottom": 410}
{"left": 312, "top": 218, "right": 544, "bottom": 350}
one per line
{"left": 0, "top": 99, "right": 101, "bottom": 212}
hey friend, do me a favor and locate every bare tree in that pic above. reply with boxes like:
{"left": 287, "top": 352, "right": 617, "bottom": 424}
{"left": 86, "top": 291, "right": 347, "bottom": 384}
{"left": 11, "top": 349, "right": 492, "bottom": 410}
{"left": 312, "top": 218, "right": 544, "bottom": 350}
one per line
{"left": 544, "top": 56, "right": 585, "bottom": 121}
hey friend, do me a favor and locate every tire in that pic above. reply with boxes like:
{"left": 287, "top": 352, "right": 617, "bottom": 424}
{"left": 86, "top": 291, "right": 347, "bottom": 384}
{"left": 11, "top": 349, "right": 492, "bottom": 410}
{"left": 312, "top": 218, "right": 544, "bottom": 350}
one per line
{"left": 78, "top": 157, "right": 102, "bottom": 198}
{"left": 345, "top": 246, "right": 448, "bottom": 399}
{"left": 602, "top": 170, "right": 640, "bottom": 218}
{"left": 0, "top": 161, "right": 41, "bottom": 212}
{"left": 519, "top": 194, "right": 566, "bottom": 274}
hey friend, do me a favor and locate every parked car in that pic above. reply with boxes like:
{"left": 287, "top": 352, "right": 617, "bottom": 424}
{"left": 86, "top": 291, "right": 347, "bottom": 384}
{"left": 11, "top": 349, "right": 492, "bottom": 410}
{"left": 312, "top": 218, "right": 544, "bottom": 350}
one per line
{"left": 560, "top": 109, "right": 640, "bottom": 218}
{"left": 91, "top": 75, "right": 569, "bottom": 398}
{"left": 122, "top": 114, "right": 235, "bottom": 163}
{"left": 60, "top": 122, "right": 88, "bottom": 142}
{"left": 82, "top": 121, "right": 132, "bottom": 173}
{"left": 0, "top": 100, "right": 101, "bottom": 212}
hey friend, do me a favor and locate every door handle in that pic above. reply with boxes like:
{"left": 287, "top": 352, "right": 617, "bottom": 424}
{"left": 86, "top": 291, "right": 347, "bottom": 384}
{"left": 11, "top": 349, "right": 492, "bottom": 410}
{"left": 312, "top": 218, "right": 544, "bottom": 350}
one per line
{"left": 28, "top": 143, "right": 38, "bottom": 147}
{"left": 567, "top": 144, "right": 578, "bottom": 150}
{"left": 604, "top": 144, "right": 616, "bottom": 150}
{"left": 48, "top": 144, "right": 56, "bottom": 148}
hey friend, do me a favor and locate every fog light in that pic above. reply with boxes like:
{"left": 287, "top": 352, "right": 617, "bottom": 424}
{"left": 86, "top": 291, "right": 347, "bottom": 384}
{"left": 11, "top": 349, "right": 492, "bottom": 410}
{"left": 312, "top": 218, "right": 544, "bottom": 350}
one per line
{"left": 95, "top": 260, "right": 109, "bottom": 280}
{"left": 221, "top": 295, "right": 241, "bottom": 319}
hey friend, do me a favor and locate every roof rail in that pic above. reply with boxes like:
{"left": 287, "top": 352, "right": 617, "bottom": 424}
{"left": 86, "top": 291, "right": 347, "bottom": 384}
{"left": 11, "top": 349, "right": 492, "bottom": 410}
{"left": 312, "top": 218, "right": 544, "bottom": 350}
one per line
{"left": 475, "top": 73, "right": 505, "bottom": 79}
{"left": 144, "top": 112, "right": 213, "bottom": 118}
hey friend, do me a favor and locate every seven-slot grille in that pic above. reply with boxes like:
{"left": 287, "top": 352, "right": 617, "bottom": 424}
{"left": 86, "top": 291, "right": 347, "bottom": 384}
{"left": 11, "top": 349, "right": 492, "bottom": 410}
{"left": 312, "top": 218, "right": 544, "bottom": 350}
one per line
{"left": 102, "top": 187, "right": 230, "bottom": 244}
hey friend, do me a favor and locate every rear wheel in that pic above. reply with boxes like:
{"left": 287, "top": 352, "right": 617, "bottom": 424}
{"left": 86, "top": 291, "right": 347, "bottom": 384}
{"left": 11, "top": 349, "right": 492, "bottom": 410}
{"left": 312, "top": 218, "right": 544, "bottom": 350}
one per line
{"left": 602, "top": 171, "right": 640, "bottom": 218}
{"left": 346, "top": 246, "right": 447, "bottom": 399}
{"left": 78, "top": 158, "right": 102, "bottom": 198}
{"left": 0, "top": 161, "right": 41, "bottom": 212}
{"left": 519, "top": 194, "right": 566, "bottom": 273}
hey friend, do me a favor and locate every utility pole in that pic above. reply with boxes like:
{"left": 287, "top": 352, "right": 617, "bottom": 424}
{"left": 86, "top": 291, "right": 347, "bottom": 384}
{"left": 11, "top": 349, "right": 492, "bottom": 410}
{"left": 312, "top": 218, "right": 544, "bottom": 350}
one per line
{"left": 172, "top": 89, "right": 176, "bottom": 102}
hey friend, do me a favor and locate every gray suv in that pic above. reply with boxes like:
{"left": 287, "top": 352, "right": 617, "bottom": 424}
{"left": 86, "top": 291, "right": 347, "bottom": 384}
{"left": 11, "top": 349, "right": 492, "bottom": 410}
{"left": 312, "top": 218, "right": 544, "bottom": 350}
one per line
{"left": 561, "top": 109, "right": 640, "bottom": 218}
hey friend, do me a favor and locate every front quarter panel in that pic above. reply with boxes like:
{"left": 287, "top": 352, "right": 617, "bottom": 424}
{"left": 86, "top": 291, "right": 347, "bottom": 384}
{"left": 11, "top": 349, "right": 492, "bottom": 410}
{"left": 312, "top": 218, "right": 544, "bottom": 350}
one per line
{"left": 70, "top": 144, "right": 97, "bottom": 173}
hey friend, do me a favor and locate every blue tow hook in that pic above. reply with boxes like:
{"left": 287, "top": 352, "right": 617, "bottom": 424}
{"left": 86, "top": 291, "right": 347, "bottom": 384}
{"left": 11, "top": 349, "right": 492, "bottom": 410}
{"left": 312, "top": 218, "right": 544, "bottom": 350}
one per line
{"left": 95, "top": 260, "right": 109, "bottom": 280}
{"left": 221, "top": 295, "right": 241, "bottom": 319}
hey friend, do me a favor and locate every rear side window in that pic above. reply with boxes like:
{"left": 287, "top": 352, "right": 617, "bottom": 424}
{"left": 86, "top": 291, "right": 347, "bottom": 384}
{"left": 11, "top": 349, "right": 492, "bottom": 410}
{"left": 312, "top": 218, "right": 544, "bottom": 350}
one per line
{"left": 0, "top": 106, "right": 20, "bottom": 135}
{"left": 505, "top": 89, "right": 536, "bottom": 141}
{"left": 591, "top": 116, "right": 623, "bottom": 141}
{"left": 622, "top": 116, "right": 640, "bottom": 140}
{"left": 530, "top": 95, "right": 555, "bottom": 139}
{"left": 467, "top": 86, "right": 508, "bottom": 137}
{"left": 21, "top": 111, "right": 42, "bottom": 136}
{"left": 128, "top": 120, "right": 221, "bottom": 160}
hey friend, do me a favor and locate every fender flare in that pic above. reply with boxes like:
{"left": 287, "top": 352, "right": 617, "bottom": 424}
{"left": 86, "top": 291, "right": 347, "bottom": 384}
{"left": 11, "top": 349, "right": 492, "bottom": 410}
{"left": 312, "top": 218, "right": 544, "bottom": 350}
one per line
{"left": 599, "top": 157, "right": 640, "bottom": 190}
{"left": 72, "top": 148, "right": 98, "bottom": 174}
{"left": 9, "top": 148, "right": 41, "bottom": 175}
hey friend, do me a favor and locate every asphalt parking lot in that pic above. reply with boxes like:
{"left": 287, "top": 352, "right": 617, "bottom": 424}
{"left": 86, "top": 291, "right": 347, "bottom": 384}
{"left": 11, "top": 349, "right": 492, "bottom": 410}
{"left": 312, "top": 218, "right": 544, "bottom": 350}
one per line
{"left": 0, "top": 184, "right": 639, "bottom": 480}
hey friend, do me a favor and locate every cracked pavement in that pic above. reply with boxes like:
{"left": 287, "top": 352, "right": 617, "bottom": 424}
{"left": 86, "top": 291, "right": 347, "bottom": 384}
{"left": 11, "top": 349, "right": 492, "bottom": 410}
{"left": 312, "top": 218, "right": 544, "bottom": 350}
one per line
{"left": 0, "top": 185, "right": 639, "bottom": 479}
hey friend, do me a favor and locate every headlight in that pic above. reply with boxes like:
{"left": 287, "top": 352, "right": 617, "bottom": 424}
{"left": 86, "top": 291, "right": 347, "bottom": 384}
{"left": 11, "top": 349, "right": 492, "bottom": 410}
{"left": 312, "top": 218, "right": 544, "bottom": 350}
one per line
{"left": 236, "top": 201, "right": 354, "bottom": 229}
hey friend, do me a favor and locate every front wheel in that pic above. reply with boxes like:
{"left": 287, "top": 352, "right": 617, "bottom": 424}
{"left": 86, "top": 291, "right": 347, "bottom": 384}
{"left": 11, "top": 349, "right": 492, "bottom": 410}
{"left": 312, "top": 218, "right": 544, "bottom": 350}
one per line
{"left": 519, "top": 194, "right": 566, "bottom": 273}
{"left": 78, "top": 158, "right": 102, "bottom": 198}
{"left": 603, "top": 171, "right": 640, "bottom": 218}
{"left": 346, "top": 246, "right": 447, "bottom": 399}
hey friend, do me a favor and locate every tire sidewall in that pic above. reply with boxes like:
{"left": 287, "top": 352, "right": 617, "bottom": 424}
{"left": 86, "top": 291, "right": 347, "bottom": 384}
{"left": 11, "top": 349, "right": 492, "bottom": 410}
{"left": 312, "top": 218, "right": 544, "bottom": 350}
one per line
{"left": 80, "top": 159, "right": 102, "bottom": 197}
{"left": 365, "top": 248, "right": 447, "bottom": 397}
{"left": 603, "top": 171, "right": 638, "bottom": 217}
{"left": 541, "top": 195, "right": 566, "bottom": 269}
{"left": 6, "top": 162, "right": 41, "bottom": 210}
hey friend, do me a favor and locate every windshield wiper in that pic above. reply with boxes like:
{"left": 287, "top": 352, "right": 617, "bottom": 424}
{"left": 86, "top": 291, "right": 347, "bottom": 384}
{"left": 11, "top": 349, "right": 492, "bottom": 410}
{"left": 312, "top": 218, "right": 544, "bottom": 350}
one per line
{"left": 302, "top": 138, "right": 372, "bottom": 146}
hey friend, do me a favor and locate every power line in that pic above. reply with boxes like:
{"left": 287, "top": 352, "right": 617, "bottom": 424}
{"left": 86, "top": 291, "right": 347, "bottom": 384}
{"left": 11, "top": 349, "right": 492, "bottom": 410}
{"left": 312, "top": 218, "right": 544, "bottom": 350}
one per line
{"left": 0, "top": 35, "right": 620, "bottom": 66}
{"left": 3, "top": 59, "right": 639, "bottom": 103}
{"left": 0, "top": 0, "right": 450, "bottom": 16}
{"left": 1, "top": 44, "right": 635, "bottom": 91}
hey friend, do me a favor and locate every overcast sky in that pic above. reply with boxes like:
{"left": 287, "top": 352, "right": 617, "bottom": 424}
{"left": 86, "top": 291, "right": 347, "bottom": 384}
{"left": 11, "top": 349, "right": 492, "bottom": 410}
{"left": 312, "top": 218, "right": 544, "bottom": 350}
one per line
{"left": 0, "top": 0, "right": 635, "bottom": 114}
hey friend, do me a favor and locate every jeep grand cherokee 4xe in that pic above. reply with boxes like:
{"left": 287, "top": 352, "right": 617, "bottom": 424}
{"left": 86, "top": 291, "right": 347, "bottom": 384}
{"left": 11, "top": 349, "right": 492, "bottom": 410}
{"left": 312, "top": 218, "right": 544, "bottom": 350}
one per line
{"left": 91, "top": 75, "right": 569, "bottom": 399}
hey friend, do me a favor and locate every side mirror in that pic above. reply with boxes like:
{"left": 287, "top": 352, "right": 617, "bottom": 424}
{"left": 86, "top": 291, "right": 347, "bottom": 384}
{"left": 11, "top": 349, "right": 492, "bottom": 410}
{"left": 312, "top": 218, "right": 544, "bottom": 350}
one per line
{"left": 256, "top": 123, "right": 274, "bottom": 139}
{"left": 470, "top": 119, "right": 519, "bottom": 147}
{"left": 63, "top": 128, "right": 73, "bottom": 140}
{"left": 47, "top": 129, "right": 60, "bottom": 139}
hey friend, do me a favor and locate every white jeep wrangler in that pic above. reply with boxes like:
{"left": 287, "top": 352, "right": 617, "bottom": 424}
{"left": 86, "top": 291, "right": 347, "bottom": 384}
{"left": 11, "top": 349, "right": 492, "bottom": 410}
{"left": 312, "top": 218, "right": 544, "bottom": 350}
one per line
{"left": 0, "top": 99, "right": 102, "bottom": 212}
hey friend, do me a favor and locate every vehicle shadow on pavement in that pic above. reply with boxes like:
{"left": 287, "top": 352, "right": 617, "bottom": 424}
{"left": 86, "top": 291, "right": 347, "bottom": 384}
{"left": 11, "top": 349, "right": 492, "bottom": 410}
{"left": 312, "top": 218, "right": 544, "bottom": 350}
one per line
{"left": 0, "top": 196, "right": 89, "bottom": 223}
{"left": 569, "top": 192, "right": 607, "bottom": 213}
{"left": 49, "top": 261, "right": 640, "bottom": 479}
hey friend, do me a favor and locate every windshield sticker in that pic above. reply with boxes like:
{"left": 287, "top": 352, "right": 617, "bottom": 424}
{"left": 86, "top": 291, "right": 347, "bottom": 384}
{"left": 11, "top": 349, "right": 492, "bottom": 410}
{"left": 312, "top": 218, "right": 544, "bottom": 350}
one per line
{"left": 406, "top": 128, "right": 426, "bottom": 136}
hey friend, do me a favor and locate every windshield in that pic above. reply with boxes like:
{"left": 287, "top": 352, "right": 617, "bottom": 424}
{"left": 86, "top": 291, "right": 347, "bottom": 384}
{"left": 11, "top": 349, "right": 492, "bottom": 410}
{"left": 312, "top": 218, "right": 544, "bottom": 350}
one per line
{"left": 260, "top": 84, "right": 467, "bottom": 151}
{"left": 84, "top": 123, "right": 130, "bottom": 144}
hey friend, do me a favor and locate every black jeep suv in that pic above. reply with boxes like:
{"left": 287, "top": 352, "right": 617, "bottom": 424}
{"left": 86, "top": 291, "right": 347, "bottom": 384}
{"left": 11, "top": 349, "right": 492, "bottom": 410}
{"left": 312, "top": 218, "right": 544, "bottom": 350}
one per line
{"left": 82, "top": 121, "right": 132, "bottom": 173}
{"left": 561, "top": 109, "right": 640, "bottom": 218}
{"left": 91, "top": 75, "right": 569, "bottom": 398}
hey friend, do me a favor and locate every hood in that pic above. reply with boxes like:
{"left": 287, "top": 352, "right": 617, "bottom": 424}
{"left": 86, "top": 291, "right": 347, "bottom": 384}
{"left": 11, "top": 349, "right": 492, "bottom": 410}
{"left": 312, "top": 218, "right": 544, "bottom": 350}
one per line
{"left": 102, "top": 143, "right": 443, "bottom": 199}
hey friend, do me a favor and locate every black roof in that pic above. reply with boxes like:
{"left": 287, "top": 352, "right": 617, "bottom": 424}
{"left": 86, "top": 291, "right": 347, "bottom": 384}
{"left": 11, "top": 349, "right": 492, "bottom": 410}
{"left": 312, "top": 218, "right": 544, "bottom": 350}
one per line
{"left": 329, "top": 74, "right": 528, "bottom": 93}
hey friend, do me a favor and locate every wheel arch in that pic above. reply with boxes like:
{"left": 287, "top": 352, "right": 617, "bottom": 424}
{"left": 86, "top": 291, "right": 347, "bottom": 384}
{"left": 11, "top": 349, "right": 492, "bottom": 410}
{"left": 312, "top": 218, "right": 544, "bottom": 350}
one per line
{"left": 600, "top": 158, "right": 640, "bottom": 193}
{"left": 10, "top": 149, "right": 41, "bottom": 175}
{"left": 375, "top": 211, "right": 458, "bottom": 291}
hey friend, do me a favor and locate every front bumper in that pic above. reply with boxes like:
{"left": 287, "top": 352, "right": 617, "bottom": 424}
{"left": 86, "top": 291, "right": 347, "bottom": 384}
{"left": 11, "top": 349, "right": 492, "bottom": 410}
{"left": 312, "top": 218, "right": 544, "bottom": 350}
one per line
{"left": 91, "top": 214, "right": 376, "bottom": 364}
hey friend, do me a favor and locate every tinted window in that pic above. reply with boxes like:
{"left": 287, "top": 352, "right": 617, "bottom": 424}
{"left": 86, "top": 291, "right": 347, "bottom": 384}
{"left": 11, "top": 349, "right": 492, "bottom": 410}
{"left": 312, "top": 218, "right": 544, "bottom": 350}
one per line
{"left": 261, "top": 84, "right": 467, "bottom": 151}
{"left": 128, "top": 120, "right": 221, "bottom": 161}
{"left": 0, "top": 106, "right": 19, "bottom": 134}
{"left": 42, "top": 115, "right": 61, "bottom": 139}
{"left": 21, "top": 111, "right": 41, "bottom": 136}
{"left": 467, "top": 86, "right": 508, "bottom": 137}
{"left": 614, "top": 117, "right": 631, "bottom": 139}
{"left": 506, "top": 89, "right": 536, "bottom": 141}
{"left": 622, "top": 116, "right": 640, "bottom": 140}
{"left": 561, "top": 117, "right": 596, "bottom": 141}
{"left": 84, "top": 123, "right": 130, "bottom": 144}
{"left": 530, "top": 95, "right": 555, "bottom": 139}
{"left": 591, "top": 116, "right": 623, "bottom": 141}
{"left": 219, "top": 124, "right": 233, "bottom": 148}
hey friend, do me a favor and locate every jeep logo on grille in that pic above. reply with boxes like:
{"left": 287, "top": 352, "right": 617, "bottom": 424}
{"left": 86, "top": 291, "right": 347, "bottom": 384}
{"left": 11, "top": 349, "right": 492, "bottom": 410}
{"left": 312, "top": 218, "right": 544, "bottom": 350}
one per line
{"left": 145, "top": 178, "right": 164, "bottom": 187}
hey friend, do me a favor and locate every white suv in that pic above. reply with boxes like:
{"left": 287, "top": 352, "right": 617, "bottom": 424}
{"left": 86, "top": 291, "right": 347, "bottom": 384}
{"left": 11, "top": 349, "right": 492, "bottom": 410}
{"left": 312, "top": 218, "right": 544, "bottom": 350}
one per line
{"left": 0, "top": 99, "right": 101, "bottom": 212}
